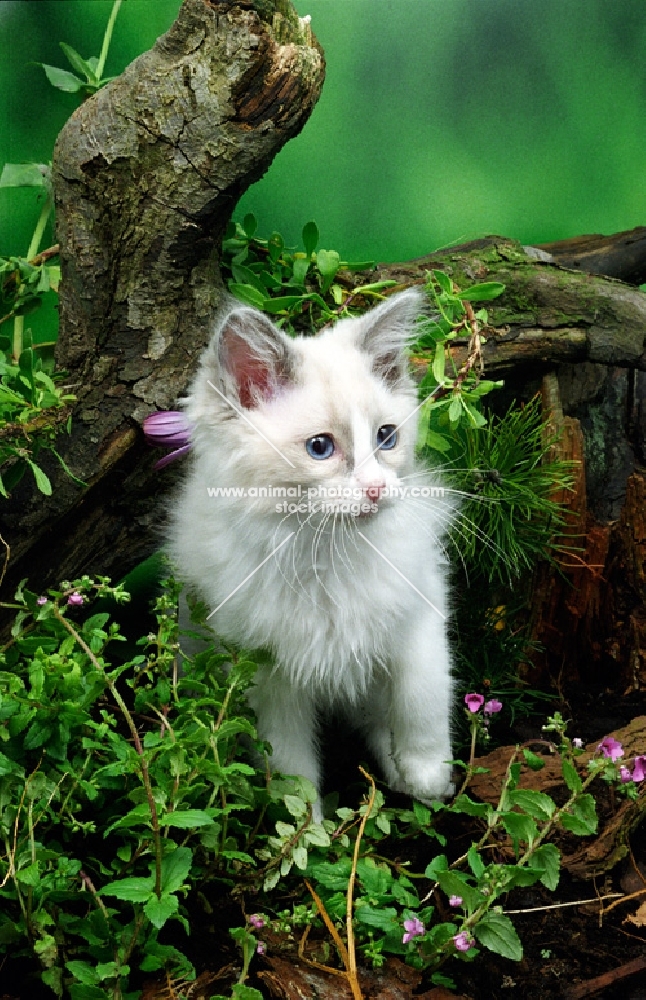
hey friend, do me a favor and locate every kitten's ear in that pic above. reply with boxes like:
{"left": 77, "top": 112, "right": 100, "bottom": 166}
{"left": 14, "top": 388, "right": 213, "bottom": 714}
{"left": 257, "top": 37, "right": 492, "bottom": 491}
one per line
{"left": 211, "top": 305, "right": 295, "bottom": 408}
{"left": 357, "top": 287, "right": 424, "bottom": 384}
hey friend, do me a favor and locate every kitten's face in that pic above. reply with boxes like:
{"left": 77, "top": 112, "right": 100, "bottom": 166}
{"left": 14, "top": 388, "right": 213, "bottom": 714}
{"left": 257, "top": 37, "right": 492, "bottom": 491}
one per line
{"left": 187, "top": 289, "right": 423, "bottom": 520}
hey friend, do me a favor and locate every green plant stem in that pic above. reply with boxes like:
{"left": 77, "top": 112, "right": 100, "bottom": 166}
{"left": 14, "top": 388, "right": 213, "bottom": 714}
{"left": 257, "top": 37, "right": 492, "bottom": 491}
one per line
{"left": 52, "top": 605, "right": 163, "bottom": 899}
{"left": 12, "top": 196, "right": 53, "bottom": 362}
{"left": 96, "top": 0, "right": 122, "bottom": 80}
{"left": 346, "top": 767, "right": 376, "bottom": 996}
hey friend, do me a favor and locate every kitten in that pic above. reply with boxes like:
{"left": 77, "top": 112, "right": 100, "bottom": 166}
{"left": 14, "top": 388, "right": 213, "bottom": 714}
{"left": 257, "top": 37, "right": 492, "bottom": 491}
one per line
{"left": 168, "top": 288, "right": 454, "bottom": 817}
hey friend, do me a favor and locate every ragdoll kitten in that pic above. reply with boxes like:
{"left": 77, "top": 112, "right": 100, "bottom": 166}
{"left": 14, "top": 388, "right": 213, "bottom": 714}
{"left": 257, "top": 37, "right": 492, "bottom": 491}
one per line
{"left": 169, "top": 288, "right": 454, "bottom": 816}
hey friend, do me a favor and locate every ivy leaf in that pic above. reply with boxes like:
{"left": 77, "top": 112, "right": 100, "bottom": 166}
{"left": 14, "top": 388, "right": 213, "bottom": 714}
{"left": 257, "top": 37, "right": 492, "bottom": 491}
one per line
{"left": 474, "top": 912, "right": 523, "bottom": 961}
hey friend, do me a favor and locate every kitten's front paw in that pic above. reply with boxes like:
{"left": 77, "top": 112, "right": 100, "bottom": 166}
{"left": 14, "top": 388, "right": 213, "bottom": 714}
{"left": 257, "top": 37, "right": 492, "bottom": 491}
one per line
{"left": 392, "top": 754, "right": 455, "bottom": 803}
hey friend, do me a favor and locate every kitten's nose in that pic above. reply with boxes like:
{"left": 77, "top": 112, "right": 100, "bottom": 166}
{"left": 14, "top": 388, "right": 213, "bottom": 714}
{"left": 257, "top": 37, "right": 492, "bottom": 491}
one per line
{"left": 361, "top": 480, "right": 386, "bottom": 500}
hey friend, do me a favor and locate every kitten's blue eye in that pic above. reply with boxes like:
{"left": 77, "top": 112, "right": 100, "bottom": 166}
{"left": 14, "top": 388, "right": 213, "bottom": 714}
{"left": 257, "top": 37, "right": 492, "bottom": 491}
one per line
{"left": 377, "top": 425, "right": 397, "bottom": 450}
{"left": 306, "top": 434, "right": 335, "bottom": 460}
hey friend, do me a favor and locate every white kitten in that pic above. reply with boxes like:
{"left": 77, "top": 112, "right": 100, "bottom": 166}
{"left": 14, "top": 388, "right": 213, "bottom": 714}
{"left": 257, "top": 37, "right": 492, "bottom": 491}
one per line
{"left": 168, "top": 289, "right": 455, "bottom": 816}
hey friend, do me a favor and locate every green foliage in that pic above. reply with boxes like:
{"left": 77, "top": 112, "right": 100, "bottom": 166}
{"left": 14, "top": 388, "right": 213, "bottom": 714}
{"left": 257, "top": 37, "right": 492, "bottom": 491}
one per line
{"left": 35, "top": 1, "right": 123, "bottom": 97}
{"left": 0, "top": 577, "right": 632, "bottom": 997}
{"left": 221, "top": 214, "right": 394, "bottom": 334}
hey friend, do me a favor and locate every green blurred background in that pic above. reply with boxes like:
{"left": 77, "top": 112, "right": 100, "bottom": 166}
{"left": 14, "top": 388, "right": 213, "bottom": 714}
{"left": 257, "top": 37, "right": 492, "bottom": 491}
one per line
{"left": 2, "top": 0, "right": 645, "bottom": 312}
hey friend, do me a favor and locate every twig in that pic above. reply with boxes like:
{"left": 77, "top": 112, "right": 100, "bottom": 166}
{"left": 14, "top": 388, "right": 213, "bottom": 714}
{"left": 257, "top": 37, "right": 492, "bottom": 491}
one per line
{"left": 346, "top": 767, "right": 377, "bottom": 994}
{"left": 504, "top": 893, "right": 623, "bottom": 915}
{"left": 80, "top": 869, "right": 111, "bottom": 923}
{"left": 563, "top": 955, "right": 646, "bottom": 999}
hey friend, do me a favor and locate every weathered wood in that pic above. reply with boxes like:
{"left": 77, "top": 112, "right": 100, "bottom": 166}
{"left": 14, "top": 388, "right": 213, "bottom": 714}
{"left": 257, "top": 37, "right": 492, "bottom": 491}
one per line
{"left": 0, "top": 0, "right": 324, "bottom": 596}
{"left": 468, "top": 716, "right": 646, "bottom": 878}
{"left": 533, "top": 225, "right": 646, "bottom": 286}
{"left": 376, "top": 238, "right": 646, "bottom": 378}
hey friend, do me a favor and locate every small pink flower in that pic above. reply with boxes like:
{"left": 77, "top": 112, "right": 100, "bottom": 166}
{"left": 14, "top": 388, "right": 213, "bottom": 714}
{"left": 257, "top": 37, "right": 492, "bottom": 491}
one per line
{"left": 402, "top": 917, "right": 425, "bottom": 944}
{"left": 67, "top": 592, "right": 84, "bottom": 606}
{"left": 453, "top": 931, "right": 474, "bottom": 952}
{"left": 572, "top": 738, "right": 583, "bottom": 749}
{"left": 598, "top": 736, "right": 623, "bottom": 761}
{"left": 248, "top": 914, "right": 265, "bottom": 929}
{"left": 484, "top": 699, "right": 502, "bottom": 715}
{"left": 36, "top": 597, "right": 47, "bottom": 606}
{"left": 256, "top": 941, "right": 266, "bottom": 955}
{"left": 619, "top": 765, "right": 633, "bottom": 783}
{"left": 631, "top": 756, "right": 646, "bottom": 783}
{"left": 464, "top": 693, "right": 485, "bottom": 713}
{"left": 448, "top": 895, "right": 463, "bottom": 907}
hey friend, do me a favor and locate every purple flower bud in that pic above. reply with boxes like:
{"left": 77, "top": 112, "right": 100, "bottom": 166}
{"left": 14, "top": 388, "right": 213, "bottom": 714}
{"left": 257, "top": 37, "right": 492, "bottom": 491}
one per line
{"left": 248, "top": 914, "right": 265, "bottom": 929}
{"left": 631, "top": 756, "right": 646, "bottom": 783}
{"left": 484, "top": 698, "right": 502, "bottom": 715}
{"left": 143, "top": 410, "right": 192, "bottom": 447}
{"left": 453, "top": 931, "right": 474, "bottom": 952}
{"left": 143, "top": 411, "right": 193, "bottom": 469}
{"left": 402, "top": 916, "right": 425, "bottom": 944}
{"left": 67, "top": 592, "right": 84, "bottom": 606}
{"left": 598, "top": 736, "right": 623, "bottom": 761}
{"left": 36, "top": 597, "right": 47, "bottom": 606}
{"left": 449, "top": 895, "right": 463, "bottom": 907}
{"left": 256, "top": 941, "right": 266, "bottom": 955}
{"left": 572, "top": 737, "right": 583, "bottom": 749}
{"left": 619, "top": 765, "right": 633, "bottom": 783}
{"left": 464, "top": 693, "right": 485, "bottom": 713}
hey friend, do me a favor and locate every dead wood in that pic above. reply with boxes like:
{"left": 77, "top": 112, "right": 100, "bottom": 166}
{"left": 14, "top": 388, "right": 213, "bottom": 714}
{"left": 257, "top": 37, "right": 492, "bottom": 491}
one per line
{"left": 467, "top": 716, "right": 646, "bottom": 878}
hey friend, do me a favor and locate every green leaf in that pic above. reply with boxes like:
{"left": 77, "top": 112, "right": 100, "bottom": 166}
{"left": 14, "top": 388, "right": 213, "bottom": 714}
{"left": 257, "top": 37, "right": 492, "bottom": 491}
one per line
{"left": 425, "top": 429, "right": 451, "bottom": 453}
{"left": 474, "top": 912, "right": 523, "bottom": 961}
{"left": 310, "top": 860, "right": 352, "bottom": 891}
{"left": 467, "top": 845, "right": 485, "bottom": 878}
{"left": 560, "top": 794, "right": 598, "bottom": 836}
{"left": 531, "top": 843, "right": 561, "bottom": 891}
{"left": 354, "top": 903, "right": 399, "bottom": 932}
{"left": 68, "top": 986, "right": 110, "bottom": 1000}
{"left": 302, "top": 220, "right": 319, "bottom": 257}
{"left": 303, "top": 823, "right": 331, "bottom": 848}
{"left": 228, "top": 282, "right": 266, "bottom": 309}
{"left": 522, "top": 748, "right": 546, "bottom": 771}
{"left": 284, "top": 794, "right": 308, "bottom": 818}
{"left": 242, "top": 213, "right": 257, "bottom": 238}
{"left": 160, "top": 847, "right": 193, "bottom": 894}
{"left": 66, "top": 961, "right": 99, "bottom": 986}
{"left": 0, "top": 163, "right": 50, "bottom": 188}
{"left": 507, "top": 789, "right": 556, "bottom": 821}
{"left": 459, "top": 282, "right": 506, "bottom": 302}
{"left": 316, "top": 249, "right": 340, "bottom": 293}
{"left": 144, "top": 891, "right": 179, "bottom": 929}
{"left": 261, "top": 295, "right": 305, "bottom": 314}
{"left": 291, "top": 257, "right": 310, "bottom": 286}
{"left": 292, "top": 845, "right": 308, "bottom": 870}
{"left": 424, "top": 854, "right": 449, "bottom": 880}
{"left": 263, "top": 869, "right": 280, "bottom": 891}
{"left": 160, "top": 809, "right": 214, "bottom": 829}
{"left": 39, "top": 63, "right": 85, "bottom": 93}
{"left": 59, "top": 42, "right": 97, "bottom": 83}
{"left": 436, "top": 870, "right": 484, "bottom": 912}
{"left": 100, "top": 876, "right": 154, "bottom": 902}
{"left": 501, "top": 811, "right": 539, "bottom": 851}
{"left": 231, "top": 986, "right": 265, "bottom": 1000}
{"left": 448, "top": 395, "right": 462, "bottom": 423}
{"left": 562, "top": 758, "right": 582, "bottom": 793}
{"left": 432, "top": 343, "right": 446, "bottom": 383}
{"left": 451, "top": 794, "right": 492, "bottom": 819}
{"left": 231, "top": 264, "right": 267, "bottom": 296}
{"left": 26, "top": 459, "right": 52, "bottom": 496}
{"left": 268, "top": 231, "right": 284, "bottom": 263}
{"left": 433, "top": 270, "right": 452, "bottom": 294}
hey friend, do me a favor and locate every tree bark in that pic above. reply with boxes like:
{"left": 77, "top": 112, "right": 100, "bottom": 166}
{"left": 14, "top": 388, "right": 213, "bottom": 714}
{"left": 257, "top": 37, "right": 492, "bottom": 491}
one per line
{"left": 0, "top": 0, "right": 324, "bottom": 595}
